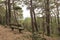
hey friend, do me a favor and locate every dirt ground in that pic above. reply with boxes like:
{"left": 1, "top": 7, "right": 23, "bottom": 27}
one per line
{"left": 0, "top": 25, "right": 59, "bottom": 40}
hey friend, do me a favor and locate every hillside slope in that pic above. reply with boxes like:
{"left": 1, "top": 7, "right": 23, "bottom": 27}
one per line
{"left": 0, "top": 25, "right": 59, "bottom": 40}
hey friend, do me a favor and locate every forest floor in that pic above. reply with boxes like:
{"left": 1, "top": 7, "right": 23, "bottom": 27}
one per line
{"left": 0, "top": 25, "right": 59, "bottom": 40}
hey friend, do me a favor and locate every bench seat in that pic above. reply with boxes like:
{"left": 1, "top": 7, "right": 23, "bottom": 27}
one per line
{"left": 9, "top": 23, "right": 24, "bottom": 33}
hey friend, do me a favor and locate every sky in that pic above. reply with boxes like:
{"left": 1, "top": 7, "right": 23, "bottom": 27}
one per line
{"left": 18, "top": 4, "right": 30, "bottom": 19}
{"left": 22, "top": 5, "right": 30, "bottom": 19}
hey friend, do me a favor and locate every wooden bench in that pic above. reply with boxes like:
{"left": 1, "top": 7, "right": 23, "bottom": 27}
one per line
{"left": 9, "top": 24, "right": 24, "bottom": 33}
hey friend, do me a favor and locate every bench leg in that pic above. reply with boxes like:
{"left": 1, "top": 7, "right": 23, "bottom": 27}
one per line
{"left": 11, "top": 28, "right": 14, "bottom": 31}
{"left": 19, "top": 29, "right": 22, "bottom": 33}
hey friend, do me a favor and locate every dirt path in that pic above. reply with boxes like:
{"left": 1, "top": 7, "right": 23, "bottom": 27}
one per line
{"left": 0, "top": 25, "right": 59, "bottom": 40}
{"left": 0, "top": 25, "right": 32, "bottom": 40}
{"left": 41, "top": 35, "right": 60, "bottom": 40}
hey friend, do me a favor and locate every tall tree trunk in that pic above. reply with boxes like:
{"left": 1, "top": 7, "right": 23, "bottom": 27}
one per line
{"left": 30, "top": 0, "right": 34, "bottom": 33}
{"left": 30, "top": 0, "right": 38, "bottom": 33}
{"left": 6, "top": 0, "right": 8, "bottom": 25}
{"left": 8, "top": 0, "right": 11, "bottom": 25}
{"left": 42, "top": 0, "right": 46, "bottom": 37}
{"left": 45, "top": 0, "right": 50, "bottom": 36}
{"left": 55, "top": 0, "right": 60, "bottom": 35}
{"left": 56, "top": 0, "right": 60, "bottom": 28}
{"left": 12, "top": 0, "right": 21, "bottom": 25}
{"left": 32, "top": 8, "right": 38, "bottom": 32}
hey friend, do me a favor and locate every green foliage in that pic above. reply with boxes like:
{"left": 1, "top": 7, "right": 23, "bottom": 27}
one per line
{"left": 14, "top": 6, "right": 22, "bottom": 10}
{"left": 0, "top": 6, "right": 6, "bottom": 24}
{"left": 23, "top": 17, "right": 32, "bottom": 32}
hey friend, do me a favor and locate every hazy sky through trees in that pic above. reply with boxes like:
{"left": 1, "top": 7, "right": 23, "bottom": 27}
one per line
{"left": 17, "top": 2, "right": 30, "bottom": 19}
{"left": 22, "top": 5, "right": 30, "bottom": 19}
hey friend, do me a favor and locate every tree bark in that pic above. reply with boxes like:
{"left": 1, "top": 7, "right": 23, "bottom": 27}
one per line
{"left": 30, "top": 0, "right": 38, "bottom": 33}
{"left": 32, "top": 8, "right": 38, "bottom": 32}
{"left": 6, "top": 0, "right": 8, "bottom": 25}
{"left": 8, "top": 0, "right": 11, "bottom": 25}
{"left": 45, "top": 0, "right": 50, "bottom": 36}
{"left": 30, "top": 0, "right": 35, "bottom": 33}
